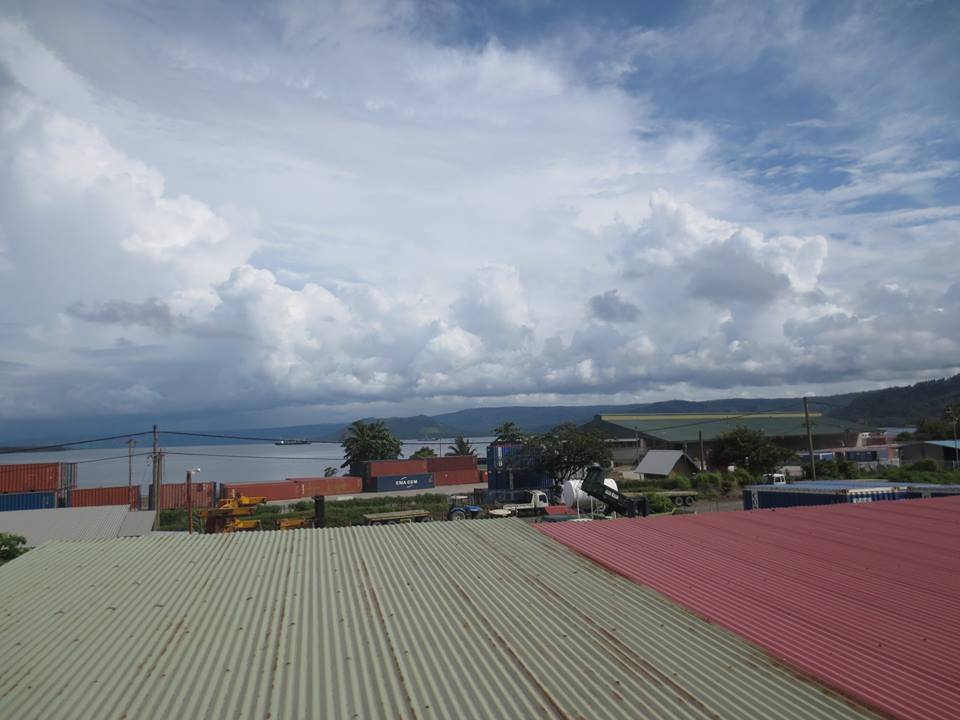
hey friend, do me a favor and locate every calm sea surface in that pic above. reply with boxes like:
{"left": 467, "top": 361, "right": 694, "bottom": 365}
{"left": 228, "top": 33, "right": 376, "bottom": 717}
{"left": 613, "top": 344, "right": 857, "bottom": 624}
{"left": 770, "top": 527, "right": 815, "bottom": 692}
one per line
{"left": 0, "top": 439, "right": 494, "bottom": 489}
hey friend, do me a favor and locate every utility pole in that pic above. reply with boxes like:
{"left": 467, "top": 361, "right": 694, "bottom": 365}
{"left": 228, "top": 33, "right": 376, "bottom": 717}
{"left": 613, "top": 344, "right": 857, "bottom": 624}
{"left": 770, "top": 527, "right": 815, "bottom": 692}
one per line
{"left": 803, "top": 397, "right": 817, "bottom": 481}
{"left": 947, "top": 407, "right": 958, "bottom": 471}
{"left": 698, "top": 431, "right": 706, "bottom": 472}
{"left": 127, "top": 438, "right": 136, "bottom": 509}
{"left": 186, "top": 468, "right": 200, "bottom": 535}
{"left": 150, "top": 425, "right": 159, "bottom": 511}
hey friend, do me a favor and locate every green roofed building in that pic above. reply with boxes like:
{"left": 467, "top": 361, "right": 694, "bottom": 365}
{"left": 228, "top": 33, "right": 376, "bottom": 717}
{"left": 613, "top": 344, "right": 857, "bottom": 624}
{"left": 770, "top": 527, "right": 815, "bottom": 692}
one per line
{"left": 582, "top": 412, "right": 876, "bottom": 466}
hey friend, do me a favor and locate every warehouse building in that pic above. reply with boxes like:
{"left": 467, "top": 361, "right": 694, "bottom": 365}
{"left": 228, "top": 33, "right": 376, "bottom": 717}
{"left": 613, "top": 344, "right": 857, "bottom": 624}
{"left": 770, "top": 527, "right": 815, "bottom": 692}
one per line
{"left": 582, "top": 412, "right": 874, "bottom": 466}
{"left": 0, "top": 521, "right": 878, "bottom": 719}
{"left": 899, "top": 439, "right": 960, "bottom": 470}
{"left": 540, "top": 496, "right": 960, "bottom": 720}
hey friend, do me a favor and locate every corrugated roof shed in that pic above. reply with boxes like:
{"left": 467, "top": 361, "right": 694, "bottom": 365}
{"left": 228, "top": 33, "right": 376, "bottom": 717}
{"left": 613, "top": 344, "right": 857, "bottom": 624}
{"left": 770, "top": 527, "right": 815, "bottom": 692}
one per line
{"left": 0, "top": 506, "right": 155, "bottom": 546}
{"left": 0, "top": 521, "right": 878, "bottom": 720}
{"left": 635, "top": 449, "right": 697, "bottom": 476}
{"left": 539, "top": 497, "right": 960, "bottom": 720}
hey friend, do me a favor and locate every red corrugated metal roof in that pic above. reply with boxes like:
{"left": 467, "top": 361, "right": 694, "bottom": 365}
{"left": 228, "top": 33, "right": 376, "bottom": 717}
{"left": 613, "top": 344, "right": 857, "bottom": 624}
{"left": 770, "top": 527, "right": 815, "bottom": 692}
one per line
{"left": 538, "top": 496, "right": 960, "bottom": 720}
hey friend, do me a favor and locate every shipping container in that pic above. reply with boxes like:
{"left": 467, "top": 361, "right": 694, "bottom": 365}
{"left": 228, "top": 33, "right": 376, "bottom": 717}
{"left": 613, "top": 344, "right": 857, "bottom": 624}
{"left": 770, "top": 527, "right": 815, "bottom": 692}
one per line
{"left": 221, "top": 481, "right": 302, "bottom": 502}
{"left": 0, "top": 462, "right": 78, "bottom": 493}
{"left": 426, "top": 455, "right": 477, "bottom": 472}
{"left": 150, "top": 481, "right": 217, "bottom": 510}
{"left": 363, "top": 473, "right": 435, "bottom": 493}
{"left": 433, "top": 469, "right": 482, "bottom": 487}
{"left": 486, "top": 444, "right": 552, "bottom": 491}
{"left": 899, "top": 483, "right": 960, "bottom": 500}
{"left": 0, "top": 491, "right": 58, "bottom": 512}
{"left": 70, "top": 485, "right": 140, "bottom": 510}
{"left": 364, "top": 459, "right": 429, "bottom": 477}
{"left": 287, "top": 476, "right": 363, "bottom": 497}
{"left": 743, "top": 481, "right": 908, "bottom": 510}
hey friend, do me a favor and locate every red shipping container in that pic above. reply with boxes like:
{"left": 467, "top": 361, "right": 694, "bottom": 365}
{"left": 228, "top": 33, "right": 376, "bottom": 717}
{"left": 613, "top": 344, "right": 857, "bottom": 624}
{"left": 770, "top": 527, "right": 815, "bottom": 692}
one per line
{"left": 71, "top": 485, "right": 141, "bottom": 510}
{"left": 287, "top": 476, "right": 363, "bottom": 497}
{"left": 157, "top": 481, "right": 216, "bottom": 510}
{"left": 433, "top": 469, "right": 484, "bottom": 487}
{"left": 0, "top": 463, "right": 75, "bottom": 493}
{"left": 365, "top": 459, "right": 428, "bottom": 476}
{"left": 221, "top": 481, "right": 301, "bottom": 502}
{"left": 426, "top": 456, "right": 477, "bottom": 472}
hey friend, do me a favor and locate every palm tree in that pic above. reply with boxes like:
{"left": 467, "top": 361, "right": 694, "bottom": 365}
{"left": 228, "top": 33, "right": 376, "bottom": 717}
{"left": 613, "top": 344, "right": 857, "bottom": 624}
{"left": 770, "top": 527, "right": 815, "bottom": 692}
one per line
{"left": 492, "top": 421, "right": 524, "bottom": 444}
{"left": 340, "top": 419, "right": 402, "bottom": 468}
{"left": 446, "top": 435, "right": 475, "bottom": 456}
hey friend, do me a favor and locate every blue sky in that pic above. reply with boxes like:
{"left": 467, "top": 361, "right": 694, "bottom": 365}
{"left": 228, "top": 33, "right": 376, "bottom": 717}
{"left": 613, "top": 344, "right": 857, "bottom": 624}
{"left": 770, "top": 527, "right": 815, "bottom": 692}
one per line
{"left": 0, "top": 0, "right": 958, "bottom": 429}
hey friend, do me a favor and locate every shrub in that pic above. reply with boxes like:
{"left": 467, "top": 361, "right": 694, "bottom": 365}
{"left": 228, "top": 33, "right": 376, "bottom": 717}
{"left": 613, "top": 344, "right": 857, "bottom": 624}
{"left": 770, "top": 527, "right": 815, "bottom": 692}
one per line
{"left": 645, "top": 493, "right": 676, "bottom": 514}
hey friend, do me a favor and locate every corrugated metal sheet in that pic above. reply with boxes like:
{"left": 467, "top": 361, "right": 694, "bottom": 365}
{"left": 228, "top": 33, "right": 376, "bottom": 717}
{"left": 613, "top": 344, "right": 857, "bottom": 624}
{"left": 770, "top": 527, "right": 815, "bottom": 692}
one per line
{"left": 0, "top": 521, "right": 878, "bottom": 720}
{"left": 635, "top": 449, "right": 689, "bottom": 476}
{"left": 539, "top": 497, "right": 960, "bottom": 720}
{"left": 117, "top": 510, "right": 157, "bottom": 537}
{"left": 0, "top": 506, "right": 152, "bottom": 546}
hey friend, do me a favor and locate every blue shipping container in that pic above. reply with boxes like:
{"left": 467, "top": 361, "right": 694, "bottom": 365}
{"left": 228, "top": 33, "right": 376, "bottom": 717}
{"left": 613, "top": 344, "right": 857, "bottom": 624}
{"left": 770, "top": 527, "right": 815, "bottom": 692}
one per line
{"left": 0, "top": 491, "right": 58, "bottom": 512}
{"left": 743, "top": 483, "right": 905, "bottom": 511}
{"left": 363, "top": 473, "right": 435, "bottom": 493}
{"left": 486, "top": 444, "right": 552, "bottom": 491}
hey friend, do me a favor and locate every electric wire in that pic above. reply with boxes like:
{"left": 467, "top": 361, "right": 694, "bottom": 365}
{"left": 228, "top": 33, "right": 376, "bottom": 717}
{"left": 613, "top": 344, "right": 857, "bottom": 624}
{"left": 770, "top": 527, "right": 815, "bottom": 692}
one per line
{"left": 0, "top": 430, "right": 153, "bottom": 454}
{"left": 164, "top": 451, "right": 343, "bottom": 461}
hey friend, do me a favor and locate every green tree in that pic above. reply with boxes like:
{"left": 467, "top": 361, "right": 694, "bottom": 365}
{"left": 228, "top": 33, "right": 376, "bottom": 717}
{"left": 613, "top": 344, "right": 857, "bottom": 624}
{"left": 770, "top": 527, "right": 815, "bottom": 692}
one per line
{"left": 519, "top": 423, "right": 612, "bottom": 488}
{"left": 446, "top": 435, "right": 476, "bottom": 456}
{"left": 323, "top": 466, "right": 338, "bottom": 477}
{"left": 492, "top": 421, "right": 525, "bottom": 444}
{"left": 710, "top": 426, "right": 796, "bottom": 475}
{"left": 341, "top": 420, "right": 403, "bottom": 468}
{"left": 411, "top": 446, "right": 437, "bottom": 459}
{"left": 0, "top": 533, "right": 28, "bottom": 565}
{"left": 898, "top": 413, "right": 960, "bottom": 441}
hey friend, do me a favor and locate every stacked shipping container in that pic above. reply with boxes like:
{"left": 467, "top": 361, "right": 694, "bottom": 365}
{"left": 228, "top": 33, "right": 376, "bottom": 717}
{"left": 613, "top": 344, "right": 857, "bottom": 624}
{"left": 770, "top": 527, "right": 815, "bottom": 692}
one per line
{"left": 0, "top": 463, "right": 77, "bottom": 494}
{"left": 486, "top": 445, "right": 552, "bottom": 492}
{"left": 70, "top": 486, "right": 141, "bottom": 510}
{"left": 425, "top": 455, "right": 481, "bottom": 487}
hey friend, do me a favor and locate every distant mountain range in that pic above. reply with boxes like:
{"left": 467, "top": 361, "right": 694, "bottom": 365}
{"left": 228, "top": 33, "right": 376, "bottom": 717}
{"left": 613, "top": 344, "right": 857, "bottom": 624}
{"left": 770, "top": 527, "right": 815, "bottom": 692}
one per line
{"left": 234, "top": 373, "right": 960, "bottom": 442}
{"left": 3, "top": 374, "right": 958, "bottom": 450}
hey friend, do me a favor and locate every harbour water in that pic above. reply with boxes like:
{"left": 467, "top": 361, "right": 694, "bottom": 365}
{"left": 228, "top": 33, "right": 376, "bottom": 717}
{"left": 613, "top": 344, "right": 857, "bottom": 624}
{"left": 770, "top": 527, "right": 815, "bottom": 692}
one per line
{"left": 0, "top": 439, "right": 494, "bottom": 489}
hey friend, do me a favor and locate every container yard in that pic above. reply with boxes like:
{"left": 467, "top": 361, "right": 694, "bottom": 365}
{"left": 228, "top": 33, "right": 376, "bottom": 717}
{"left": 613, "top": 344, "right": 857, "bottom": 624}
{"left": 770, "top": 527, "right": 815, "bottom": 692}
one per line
{"left": 69, "top": 485, "right": 141, "bottom": 510}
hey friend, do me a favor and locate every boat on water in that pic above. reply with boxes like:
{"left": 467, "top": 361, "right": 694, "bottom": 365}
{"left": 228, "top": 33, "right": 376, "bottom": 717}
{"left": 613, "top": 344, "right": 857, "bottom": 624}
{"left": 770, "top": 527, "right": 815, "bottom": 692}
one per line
{"left": 275, "top": 439, "right": 312, "bottom": 446}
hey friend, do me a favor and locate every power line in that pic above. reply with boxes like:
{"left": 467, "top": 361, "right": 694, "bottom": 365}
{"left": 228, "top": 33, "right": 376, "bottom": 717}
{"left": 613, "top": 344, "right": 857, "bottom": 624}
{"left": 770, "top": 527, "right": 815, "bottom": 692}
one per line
{"left": 0, "top": 431, "right": 153, "bottom": 455}
{"left": 159, "top": 430, "right": 297, "bottom": 443}
{"left": 72, "top": 451, "right": 154, "bottom": 465}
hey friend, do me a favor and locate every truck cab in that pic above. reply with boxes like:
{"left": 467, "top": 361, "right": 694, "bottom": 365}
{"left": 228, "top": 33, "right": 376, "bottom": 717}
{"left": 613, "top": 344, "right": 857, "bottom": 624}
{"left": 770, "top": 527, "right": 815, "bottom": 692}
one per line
{"left": 765, "top": 473, "right": 787, "bottom": 485}
{"left": 501, "top": 490, "right": 550, "bottom": 517}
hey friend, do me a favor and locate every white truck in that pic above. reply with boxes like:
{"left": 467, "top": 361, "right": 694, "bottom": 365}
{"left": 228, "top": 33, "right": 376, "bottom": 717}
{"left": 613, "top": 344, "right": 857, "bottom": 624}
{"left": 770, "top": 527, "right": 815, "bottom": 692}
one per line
{"left": 494, "top": 490, "right": 551, "bottom": 517}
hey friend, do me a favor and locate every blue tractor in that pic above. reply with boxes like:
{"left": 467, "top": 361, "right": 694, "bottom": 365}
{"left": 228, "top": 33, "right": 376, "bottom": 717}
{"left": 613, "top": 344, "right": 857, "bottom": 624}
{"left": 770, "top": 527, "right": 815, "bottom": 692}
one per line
{"left": 447, "top": 494, "right": 483, "bottom": 521}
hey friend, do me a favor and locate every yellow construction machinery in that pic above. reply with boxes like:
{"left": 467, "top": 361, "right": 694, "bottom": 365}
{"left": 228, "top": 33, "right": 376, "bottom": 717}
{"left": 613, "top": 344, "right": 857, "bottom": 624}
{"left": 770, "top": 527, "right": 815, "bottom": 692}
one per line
{"left": 197, "top": 495, "right": 311, "bottom": 533}
{"left": 198, "top": 495, "right": 267, "bottom": 533}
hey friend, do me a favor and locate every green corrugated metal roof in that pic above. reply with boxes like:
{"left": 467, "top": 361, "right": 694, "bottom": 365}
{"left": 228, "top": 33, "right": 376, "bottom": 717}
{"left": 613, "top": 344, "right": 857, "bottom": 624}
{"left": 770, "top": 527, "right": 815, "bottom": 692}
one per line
{"left": 0, "top": 521, "right": 878, "bottom": 719}
{"left": 598, "top": 412, "right": 874, "bottom": 443}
